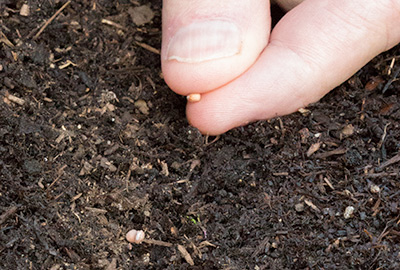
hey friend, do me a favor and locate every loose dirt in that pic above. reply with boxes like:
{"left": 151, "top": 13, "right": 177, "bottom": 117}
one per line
{"left": 1, "top": 1, "right": 400, "bottom": 269}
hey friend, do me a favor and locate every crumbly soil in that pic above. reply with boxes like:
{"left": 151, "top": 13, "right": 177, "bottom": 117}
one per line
{"left": 1, "top": 1, "right": 400, "bottom": 269}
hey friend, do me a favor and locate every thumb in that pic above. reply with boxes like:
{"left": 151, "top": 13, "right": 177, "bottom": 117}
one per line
{"left": 161, "top": 0, "right": 270, "bottom": 95}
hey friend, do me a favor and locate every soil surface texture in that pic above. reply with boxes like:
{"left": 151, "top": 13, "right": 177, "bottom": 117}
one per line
{"left": 1, "top": 1, "right": 400, "bottom": 269}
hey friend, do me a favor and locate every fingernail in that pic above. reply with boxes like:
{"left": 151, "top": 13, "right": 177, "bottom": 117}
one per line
{"left": 167, "top": 20, "right": 241, "bottom": 63}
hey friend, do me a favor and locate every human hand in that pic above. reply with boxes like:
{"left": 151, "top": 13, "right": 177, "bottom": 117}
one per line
{"left": 161, "top": 0, "right": 400, "bottom": 135}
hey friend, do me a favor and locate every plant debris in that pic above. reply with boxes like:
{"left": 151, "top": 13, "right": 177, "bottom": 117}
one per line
{"left": 1, "top": 1, "right": 400, "bottom": 269}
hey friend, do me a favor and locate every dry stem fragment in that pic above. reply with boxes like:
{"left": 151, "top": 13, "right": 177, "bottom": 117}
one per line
{"left": 20, "top": 4, "right": 30, "bottom": 16}
{"left": 101, "top": 19, "right": 125, "bottom": 29}
{"left": 177, "top": 244, "right": 194, "bottom": 266}
{"left": 33, "top": 1, "right": 71, "bottom": 40}
{"left": 306, "top": 142, "right": 321, "bottom": 157}
{"left": 6, "top": 93, "right": 25, "bottom": 105}
{"left": 304, "top": 199, "right": 320, "bottom": 213}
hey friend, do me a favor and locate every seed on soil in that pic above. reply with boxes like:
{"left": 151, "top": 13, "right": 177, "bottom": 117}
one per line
{"left": 126, "top": 229, "right": 145, "bottom": 244}
{"left": 343, "top": 206, "right": 355, "bottom": 219}
{"left": 187, "top": 93, "right": 201, "bottom": 102}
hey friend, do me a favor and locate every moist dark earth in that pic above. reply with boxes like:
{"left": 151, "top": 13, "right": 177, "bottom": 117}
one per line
{"left": 1, "top": 1, "right": 400, "bottom": 269}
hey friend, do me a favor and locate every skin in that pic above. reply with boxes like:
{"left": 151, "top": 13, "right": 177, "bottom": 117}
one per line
{"left": 162, "top": 0, "right": 400, "bottom": 135}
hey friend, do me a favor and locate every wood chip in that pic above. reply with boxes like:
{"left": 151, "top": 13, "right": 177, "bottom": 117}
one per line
{"left": 298, "top": 107, "right": 311, "bottom": 116}
{"left": 314, "top": 148, "right": 347, "bottom": 159}
{"left": 134, "top": 99, "right": 149, "bottom": 115}
{"left": 105, "top": 258, "right": 117, "bottom": 270}
{"left": 128, "top": 5, "right": 154, "bottom": 26}
{"left": 100, "top": 157, "right": 117, "bottom": 172}
{"left": 0, "top": 31, "right": 14, "bottom": 47}
{"left": 198, "top": 241, "right": 217, "bottom": 248}
{"left": 365, "top": 76, "right": 384, "bottom": 91}
{"left": 177, "top": 244, "right": 194, "bottom": 266}
{"left": 377, "top": 152, "right": 400, "bottom": 171}
{"left": 33, "top": 1, "right": 71, "bottom": 40}
{"left": 20, "top": 4, "right": 30, "bottom": 16}
{"left": 160, "top": 161, "right": 169, "bottom": 176}
{"left": 304, "top": 199, "right": 321, "bottom": 213}
{"left": 298, "top": 128, "right": 310, "bottom": 143}
{"left": 135, "top": 41, "right": 160, "bottom": 54}
{"left": 323, "top": 177, "right": 335, "bottom": 190}
{"left": 101, "top": 19, "right": 125, "bottom": 29}
{"left": 340, "top": 124, "right": 355, "bottom": 138}
{"left": 306, "top": 142, "right": 321, "bottom": 157}
{"left": 6, "top": 93, "right": 25, "bottom": 105}
{"left": 189, "top": 159, "right": 201, "bottom": 171}
{"left": 104, "top": 144, "right": 119, "bottom": 156}
{"left": 272, "top": 172, "right": 289, "bottom": 176}
{"left": 59, "top": 60, "right": 77, "bottom": 69}
{"left": 0, "top": 206, "right": 18, "bottom": 225}
{"left": 143, "top": 239, "right": 173, "bottom": 247}
{"left": 372, "top": 198, "right": 381, "bottom": 217}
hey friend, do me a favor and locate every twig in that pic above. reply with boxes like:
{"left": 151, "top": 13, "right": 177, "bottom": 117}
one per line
{"left": 47, "top": 164, "right": 67, "bottom": 190}
{"left": 6, "top": 93, "right": 26, "bottom": 105}
{"left": 177, "top": 244, "right": 194, "bottom": 266}
{"left": 377, "top": 123, "right": 390, "bottom": 149}
{"left": 33, "top": 1, "right": 71, "bottom": 40}
{"left": 143, "top": 239, "right": 173, "bottom": 247}
{"left": 382, "top": 65, "right": 400, "bottom": 93}
{"left": 377, "top": 152, "right": 400, "bottom": 171}
{"left": 0, "top": 206, "right": 19, "bottom": 225}
{"left": 0, "top": 31, "right": 14, "bottom": 47}
{"left": 365, "top": 172, "right": 399, "bottom": 178}
{"left": 314, "top": 148, "right": 347, "bottom": 159}
{"left": 135, "top": 41, "right": 160, "bottom": 54}
{"left": 101, "top": 19, "right": 125, "bottom": 29}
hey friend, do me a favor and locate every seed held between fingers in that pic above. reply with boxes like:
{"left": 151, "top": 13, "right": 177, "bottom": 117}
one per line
{"left": 187, "top": 93, "right": 201, "bottom": 102}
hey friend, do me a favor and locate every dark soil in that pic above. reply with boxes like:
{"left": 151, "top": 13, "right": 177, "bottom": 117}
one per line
{"left": 1, "top": 1, "right": 400, "bottom": 269}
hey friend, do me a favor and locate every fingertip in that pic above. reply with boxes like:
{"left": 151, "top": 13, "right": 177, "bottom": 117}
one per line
{"left": 185, "top": 89, "right": 260, "bottom": 135}
{"left": 161, "top": 0, "right": 270, "bottom": 95}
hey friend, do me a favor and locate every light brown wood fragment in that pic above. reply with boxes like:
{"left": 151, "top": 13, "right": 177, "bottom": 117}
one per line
{"left": 20, "top": 4, "right": 30, "bottom": 16}
{"left": 135, "top": 41, "right": 160, "bottom": 54}
{"left": 177, "top": 244, "right": 194, "bottom": 265}
{"left": 143, "top": 239, "right": 173, "bottom": 247}
{"left": 306, "top": 142, "right": 321, "bottom": 157}
{"left": 7, "top": 94, "right": 25, "bottom": 105}
{"left": 304, "top": 199, "right": 321, "bottom": 213}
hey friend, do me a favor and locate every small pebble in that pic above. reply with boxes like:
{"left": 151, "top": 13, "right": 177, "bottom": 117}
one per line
{"left": 343, "top": 206, "right": 355, "bottom": 219}
{"left": 370, "top": 184, "right": 380, "bottom": 193}
{"left": 295, "top": 203, "right": 304, "bottom": 212}
{"left": 20, "top": 4, "right": 30, "bottom": 16}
